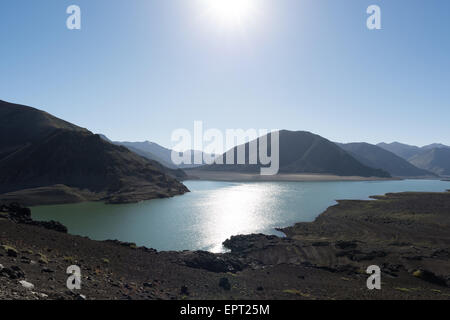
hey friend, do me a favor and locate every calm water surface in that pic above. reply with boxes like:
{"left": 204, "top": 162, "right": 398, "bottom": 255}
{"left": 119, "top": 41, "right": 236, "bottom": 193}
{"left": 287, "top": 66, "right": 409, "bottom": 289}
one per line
{"left": 32, "top": 179, "right": 450, "bottom": 252}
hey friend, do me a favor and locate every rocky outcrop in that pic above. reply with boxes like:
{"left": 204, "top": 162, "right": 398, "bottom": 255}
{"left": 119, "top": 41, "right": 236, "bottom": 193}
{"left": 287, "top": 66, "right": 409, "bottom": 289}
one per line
{"left": 0, "top": 203, "right": 67, "bottom": 233}
{"left": 180, "top": 251, "right": 245, "bottom": 273}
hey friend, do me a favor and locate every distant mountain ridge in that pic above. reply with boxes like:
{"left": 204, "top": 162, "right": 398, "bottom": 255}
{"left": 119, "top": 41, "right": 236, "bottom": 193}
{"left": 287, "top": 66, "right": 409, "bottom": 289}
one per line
{"left": 115, "top": 141, "right": 176, "bottom": 169}
{"left": 378, "top": 142, "right": 450, "bottom": 176}
{"left": 409, "top": 148, "right": 450, "bottom": 176}
{"left": 196, "top": 130, "right": 390, "bottom": 178}
{"left": 377, "top": 142, "right": 422, "bottom": 160}
{"left": 422, "top": 143, "right": 450, "bottom": 150}
{"left": 337, "top": 142, "right": 435, "bottom": 178}
{"left": 0, "top": 100, "right": 188, "bottom": 205}
{"left": 100, "top": 137, "right": 215, "bottom": 169}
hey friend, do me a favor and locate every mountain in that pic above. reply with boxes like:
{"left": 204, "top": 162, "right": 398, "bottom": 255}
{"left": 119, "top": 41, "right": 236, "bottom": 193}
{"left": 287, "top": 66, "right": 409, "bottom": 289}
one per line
{"left": 97, "top": 134, "right": 112, "bottom": 143}
{"left": 337, "top": 143, "right": 435, "bottom": 177}
{"left": 409, "top": 148, "right": 450, "bottom": 176}
{"left": 197, "top": 130, "right": 390, "bottom": 177}
{"left": 0, "top": 101, "right": 88, "bottom": 159}
{"left": 0, "top": 100, "right": 188, "bottom": 205}
{"left": 107, "top": 139, "right": 214, "bottom": 169}
{"left": 376, "top": 142, "right": 421, "bottom": 160}
{"left": 378, "top": 142, "right": 450, "bottom": 176}
{"left": 422, "top": 143, "right": 450, "bottom": 151}
{"left": 113, "top": 141, "right": 176, "bottom": 169}
{"left": 114, "top": 141, "right": 175, "bottom": 168}
{"left": 175, "top": 149, "right": 217, "bottom": 169}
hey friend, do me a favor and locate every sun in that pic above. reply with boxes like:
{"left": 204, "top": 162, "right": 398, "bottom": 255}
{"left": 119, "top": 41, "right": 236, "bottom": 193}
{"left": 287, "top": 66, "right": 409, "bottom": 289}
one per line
{"left": 200, "top": 0, "right": 258, "bottom": 27}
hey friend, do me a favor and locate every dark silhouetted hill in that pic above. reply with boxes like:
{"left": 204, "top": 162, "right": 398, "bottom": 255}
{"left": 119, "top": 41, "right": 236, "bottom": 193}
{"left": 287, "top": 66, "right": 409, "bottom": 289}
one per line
{"left": 0, "top": 100, "right": 188, "bottom": 205}
{"left": 198, "top": 130, "right": 390, "bottom": 177}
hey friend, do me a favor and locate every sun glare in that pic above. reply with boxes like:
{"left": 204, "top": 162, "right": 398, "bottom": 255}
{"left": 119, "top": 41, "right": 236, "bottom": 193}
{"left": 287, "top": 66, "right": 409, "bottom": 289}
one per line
{"left": 200, "top": 0, "right": 258, "bottom": 27}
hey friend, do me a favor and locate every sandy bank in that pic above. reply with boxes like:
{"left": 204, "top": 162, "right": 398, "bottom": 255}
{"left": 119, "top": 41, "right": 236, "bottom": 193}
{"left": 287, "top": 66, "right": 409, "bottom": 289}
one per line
{"left": 185, "top": 170, "right": 399, "bottom": 182}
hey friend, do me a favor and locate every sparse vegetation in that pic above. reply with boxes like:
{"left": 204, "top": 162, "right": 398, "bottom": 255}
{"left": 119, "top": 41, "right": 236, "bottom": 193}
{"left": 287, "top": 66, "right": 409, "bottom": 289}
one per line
{"left": 37, "top": 253, "right": 49, "bottom": 264}
{"left": 1, "top": 244, "right": 18, "bottom": 257}
{"left": 283, "top": 289, "right": 311, "bottom": 298}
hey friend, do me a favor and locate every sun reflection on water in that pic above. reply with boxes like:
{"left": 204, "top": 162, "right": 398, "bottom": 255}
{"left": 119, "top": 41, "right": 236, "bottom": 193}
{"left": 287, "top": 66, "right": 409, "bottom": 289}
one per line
{"left": 198, "top": 183, "right": 282, "bottom": 252}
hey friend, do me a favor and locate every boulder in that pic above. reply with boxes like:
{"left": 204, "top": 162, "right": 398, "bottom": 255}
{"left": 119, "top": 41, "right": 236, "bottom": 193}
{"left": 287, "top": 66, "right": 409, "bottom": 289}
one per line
{"left": 19, "top": 280, "right": 35, "bottom": 290}
{"left": 182, "top": 251, "right": 244, "bottom": 273}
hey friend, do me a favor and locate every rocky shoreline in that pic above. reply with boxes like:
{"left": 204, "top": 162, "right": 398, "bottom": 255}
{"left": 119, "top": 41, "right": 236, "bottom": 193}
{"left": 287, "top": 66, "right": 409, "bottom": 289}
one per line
{"left": 1, "top": 192, "right": 449, "bottom": 300}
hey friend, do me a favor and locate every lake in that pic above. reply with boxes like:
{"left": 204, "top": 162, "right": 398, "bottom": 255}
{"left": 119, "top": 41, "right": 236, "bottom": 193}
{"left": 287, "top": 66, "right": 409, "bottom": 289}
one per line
{"left": 32, "top": 179, "right": 450, "bottom": 253}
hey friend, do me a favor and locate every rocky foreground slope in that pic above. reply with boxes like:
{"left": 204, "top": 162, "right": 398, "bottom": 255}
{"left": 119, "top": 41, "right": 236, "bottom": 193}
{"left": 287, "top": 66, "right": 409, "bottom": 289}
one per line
{"left": 1, "top": 192, "right": 450, "bottom": 300}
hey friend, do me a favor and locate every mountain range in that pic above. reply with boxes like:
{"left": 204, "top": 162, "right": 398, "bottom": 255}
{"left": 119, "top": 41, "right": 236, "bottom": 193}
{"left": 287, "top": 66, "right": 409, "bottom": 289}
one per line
{"left": 337, "top": 143, "right": 435, "bottom": 178}
{"left": 99, "top": 136, "right": 214, "bottom": 170}
{"left": 0, "top": 100, "right": 188, "bottom": 205}
{"left": 0, "top": 99, "right": 447, "bottom": 206}
{"left": 378, "top": 142, "right": 450, "bottom": 176}
{"left": 194, "top": 130, "right": 391, "bottom": 177}
{"left": 107, "top": 134, "right": 442, "bottom": 179}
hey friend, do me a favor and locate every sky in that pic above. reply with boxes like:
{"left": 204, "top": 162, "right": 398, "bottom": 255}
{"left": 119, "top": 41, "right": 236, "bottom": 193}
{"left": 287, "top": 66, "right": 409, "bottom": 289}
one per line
{"left": 0, "top": 0, "right": 449, "bottom": 149}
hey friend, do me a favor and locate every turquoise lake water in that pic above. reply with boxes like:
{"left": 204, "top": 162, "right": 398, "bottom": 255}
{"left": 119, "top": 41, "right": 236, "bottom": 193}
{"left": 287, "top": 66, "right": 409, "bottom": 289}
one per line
{"left": 32, "top": 179, "right": 450, "bottom": 252}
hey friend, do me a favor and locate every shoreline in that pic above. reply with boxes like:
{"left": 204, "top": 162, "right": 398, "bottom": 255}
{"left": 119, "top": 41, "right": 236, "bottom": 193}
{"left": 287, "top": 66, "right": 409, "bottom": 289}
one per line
{"left": 1, "top": 191, "right": 450, "bottom": 299}
{"left": 2, "top": 174, "right": 444, "bottom": 207}
{"left": 0, "top": 188, "right": 443, "bottom": 291}
{"left": 184, "top": 170, "right": 401, "bottom": 182}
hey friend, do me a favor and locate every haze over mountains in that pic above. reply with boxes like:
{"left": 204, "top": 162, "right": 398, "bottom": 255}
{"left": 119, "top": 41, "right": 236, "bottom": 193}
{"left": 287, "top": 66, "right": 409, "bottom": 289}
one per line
{"left": 0, "top": 100, "right": 188, "bottom": 205}
{"left": 378, "top": 142, "right": 450, "bottom": 176}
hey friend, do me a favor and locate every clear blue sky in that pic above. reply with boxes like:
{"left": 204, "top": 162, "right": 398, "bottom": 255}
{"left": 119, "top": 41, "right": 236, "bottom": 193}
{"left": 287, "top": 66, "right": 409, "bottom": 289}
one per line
{"left": 1, "top": 0, "right": 449, "bottom": 148}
